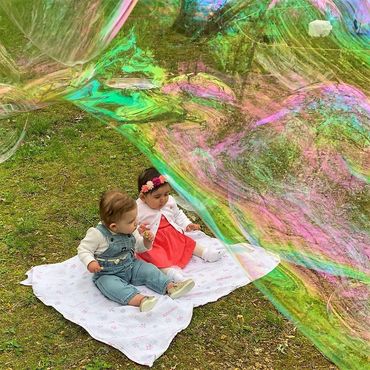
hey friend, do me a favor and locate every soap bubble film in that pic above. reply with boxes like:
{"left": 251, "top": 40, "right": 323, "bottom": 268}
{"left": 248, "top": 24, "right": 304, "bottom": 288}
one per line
{"left": 0, "top": 1, "right": 368, "bottom": 368}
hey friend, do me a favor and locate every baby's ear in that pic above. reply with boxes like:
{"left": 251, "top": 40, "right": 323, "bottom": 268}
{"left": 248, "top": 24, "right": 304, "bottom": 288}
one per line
{"left": 109, "top": 222, "right": 117, "bottom": 231}
{"left": 139, "top": 193, "right": 146, "bottom": 201}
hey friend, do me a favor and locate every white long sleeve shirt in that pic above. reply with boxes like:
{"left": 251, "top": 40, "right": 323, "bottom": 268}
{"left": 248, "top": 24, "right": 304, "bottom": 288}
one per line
{"left": 136, "top": 195, "right": 192, "bottom": 237}
{"left": 77, "top": 223, "right": 147, "bottom": 267}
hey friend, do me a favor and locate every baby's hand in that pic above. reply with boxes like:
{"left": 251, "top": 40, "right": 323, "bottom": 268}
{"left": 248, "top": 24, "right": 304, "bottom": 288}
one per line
{"left": 186, "top": 223, "right": 201, "bottom": 232}
{"left": 143, "top": 230, "right": 154, "bottom": 241}
{"left": 138, "top": 224, "right": 148, "bottom": 234}
{"left": 138, "top": 224, "right": 154, "bottom": 241}
{"left": 87, "top": 260, "right": 102, "bottom": 273}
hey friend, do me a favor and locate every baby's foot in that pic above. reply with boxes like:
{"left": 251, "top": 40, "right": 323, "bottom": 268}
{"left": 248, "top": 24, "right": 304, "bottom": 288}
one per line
{"left": 140, "top": 296, "right": 158, "bottom": 312}
{"left": 167, "top": 279, "right": 195, "bottom": 299}
{"left": 202, "top": 248, "right": 225, "bottom": 262}
{"left": 166, "top": 267, "right": 185, "bottom": 282}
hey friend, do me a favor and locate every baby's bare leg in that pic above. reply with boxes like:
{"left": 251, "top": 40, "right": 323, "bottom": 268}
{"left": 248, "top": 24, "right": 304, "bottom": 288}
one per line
{"left": 161, "top": 267, "right": 185, "bottom": 282}
{"left": 193, "top": 243, "right": 205, "bottom": 257}
{"left": 128, "top": 293, "right": 146, "bottom": 307}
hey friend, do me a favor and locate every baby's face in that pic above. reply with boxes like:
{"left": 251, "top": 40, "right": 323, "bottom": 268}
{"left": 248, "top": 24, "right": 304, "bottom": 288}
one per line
{"left": 143, "top": 183, "right": 171, "bottom": 210}
{"left": 109, "top": 207, "right": 138, "bottom": 234}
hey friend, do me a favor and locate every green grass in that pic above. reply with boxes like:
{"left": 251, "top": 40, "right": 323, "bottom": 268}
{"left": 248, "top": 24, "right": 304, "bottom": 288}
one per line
{"left": 0, "top": 103, "right": 338, "bottom": 369}
{"left": 0, "top": 3, "right": 339, "bottom": 369}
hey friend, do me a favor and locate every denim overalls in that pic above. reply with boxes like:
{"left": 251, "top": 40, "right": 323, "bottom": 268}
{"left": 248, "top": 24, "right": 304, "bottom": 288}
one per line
{"left": 93, "top": 224, "right": 170, "bottom": 305}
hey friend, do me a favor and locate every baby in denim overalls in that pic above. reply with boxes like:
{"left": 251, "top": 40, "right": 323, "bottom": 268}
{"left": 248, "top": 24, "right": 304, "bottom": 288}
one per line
{"left": 78, "top": 190, "right": 195, "bottom": 312}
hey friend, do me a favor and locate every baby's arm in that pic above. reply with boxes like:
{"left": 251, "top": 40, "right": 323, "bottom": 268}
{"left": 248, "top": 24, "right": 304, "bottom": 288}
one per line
{"left": 77, "top": 228, "right": 105, "bottom": 272}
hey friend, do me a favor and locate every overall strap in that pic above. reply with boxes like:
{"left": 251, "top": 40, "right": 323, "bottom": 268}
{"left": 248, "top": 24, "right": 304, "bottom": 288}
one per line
{"left": 96, "top": 223, "right": 111, "bottom": 238}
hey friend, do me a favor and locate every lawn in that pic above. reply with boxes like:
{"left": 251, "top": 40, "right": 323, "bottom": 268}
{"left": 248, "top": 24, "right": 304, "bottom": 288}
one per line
{"left": 0, "top": 2, "right": 341, "bottom": 369}
{"left": 0, "top": 103, "right": 337, "bottom": 369}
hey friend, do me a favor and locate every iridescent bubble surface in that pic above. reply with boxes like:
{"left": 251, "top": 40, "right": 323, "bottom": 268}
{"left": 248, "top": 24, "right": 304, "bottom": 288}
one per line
{"left": 0, "top": 1, "right": 369, "bottom": 368}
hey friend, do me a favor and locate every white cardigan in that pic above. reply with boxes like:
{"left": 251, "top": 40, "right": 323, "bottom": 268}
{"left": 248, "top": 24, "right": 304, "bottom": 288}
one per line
{"left": 136, "top": 196, "right": 192, "bottom": 237}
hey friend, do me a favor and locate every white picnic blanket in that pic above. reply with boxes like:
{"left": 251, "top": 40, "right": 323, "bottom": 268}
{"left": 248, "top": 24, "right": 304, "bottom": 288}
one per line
{"left": 21, "top": 231, "right": 279, "bottom": 367}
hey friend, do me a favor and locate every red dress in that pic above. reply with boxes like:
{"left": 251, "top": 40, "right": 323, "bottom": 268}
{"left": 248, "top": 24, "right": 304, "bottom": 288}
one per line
{"left": 137, "top": 215, "right": 195, "bottom": 268}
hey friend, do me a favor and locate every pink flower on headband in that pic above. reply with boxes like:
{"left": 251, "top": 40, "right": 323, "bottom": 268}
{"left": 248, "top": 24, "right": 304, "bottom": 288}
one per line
{"left": 141, "top": 175, "right": 168, "bottom": 193}
{"left": 152, "top": 177, "right": 161, "bottom": 186}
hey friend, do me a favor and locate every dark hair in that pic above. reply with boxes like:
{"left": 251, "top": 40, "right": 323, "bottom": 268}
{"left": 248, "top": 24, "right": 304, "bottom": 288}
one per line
{"left": 99, "top": 190, "right": 136, "bottom": 226}
{"left": 138, "top": 167, "right": 167, "bottom": 194}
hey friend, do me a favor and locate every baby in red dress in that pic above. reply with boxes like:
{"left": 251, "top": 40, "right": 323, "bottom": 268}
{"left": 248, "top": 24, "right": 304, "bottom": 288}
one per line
{"left": 136, "top": 167, "right": 225, "bottom": 282}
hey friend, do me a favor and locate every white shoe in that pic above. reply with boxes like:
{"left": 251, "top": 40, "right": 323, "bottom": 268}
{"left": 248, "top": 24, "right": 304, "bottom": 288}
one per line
{"left": 140, "top": 296, "right": 158, "bottom": 312}
{"left": 167, "top": 279, "right": 195, "bottom": 299}
{"left": 166, "top": 267, "right": 185, "bottom": 282}
{"left": 202, "top": 248, "right": 225, "bottom": 262}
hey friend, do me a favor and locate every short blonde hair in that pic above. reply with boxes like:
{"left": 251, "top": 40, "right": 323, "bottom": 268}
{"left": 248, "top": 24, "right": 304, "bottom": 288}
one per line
{"left": 99, "top": 190, "right": 136, "bottom": 226}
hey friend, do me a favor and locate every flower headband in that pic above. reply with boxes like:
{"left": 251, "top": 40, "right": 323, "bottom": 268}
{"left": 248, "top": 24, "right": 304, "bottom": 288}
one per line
{"left": 140, "top": 175, "right": 167, "bottom": 193}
